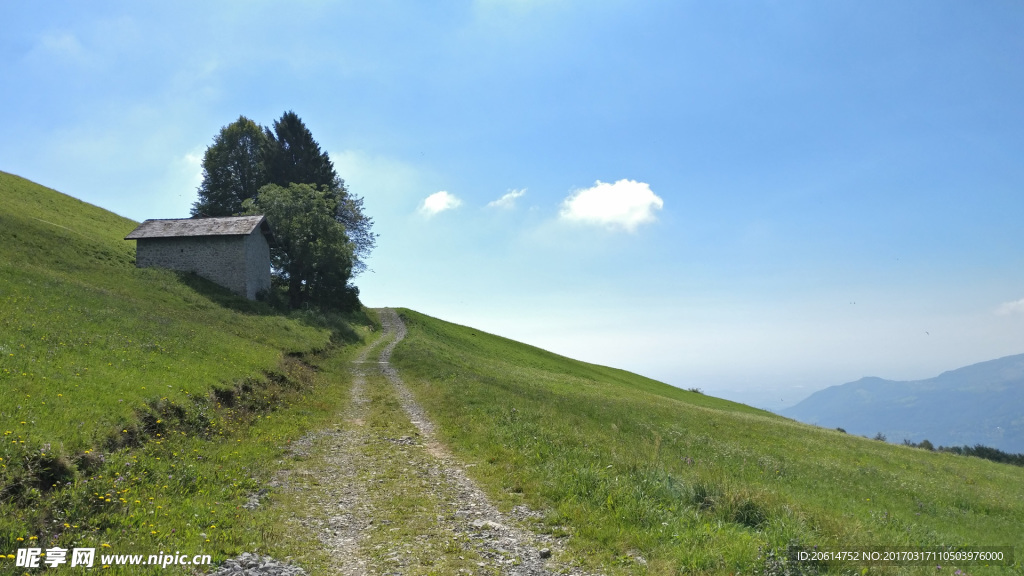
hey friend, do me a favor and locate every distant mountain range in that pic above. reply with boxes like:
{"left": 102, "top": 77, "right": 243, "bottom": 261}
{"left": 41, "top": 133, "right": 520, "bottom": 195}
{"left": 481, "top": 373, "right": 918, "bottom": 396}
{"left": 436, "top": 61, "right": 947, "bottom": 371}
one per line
{"left": 781, "top": 353, "right": 1024, "bottom": 454}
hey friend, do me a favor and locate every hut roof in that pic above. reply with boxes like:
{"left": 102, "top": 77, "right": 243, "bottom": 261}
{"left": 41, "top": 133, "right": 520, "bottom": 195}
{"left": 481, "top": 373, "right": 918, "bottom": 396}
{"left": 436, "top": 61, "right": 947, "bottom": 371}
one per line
{"left": 125, "top": 215, "right": 274, "bottom": 242}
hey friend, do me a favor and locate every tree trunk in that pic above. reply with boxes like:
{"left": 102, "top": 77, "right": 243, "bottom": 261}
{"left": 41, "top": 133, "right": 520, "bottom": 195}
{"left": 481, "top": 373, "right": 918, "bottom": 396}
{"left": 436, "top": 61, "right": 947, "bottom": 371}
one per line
{"left": 288, "top": 274, "right": 304, "bottom": 309}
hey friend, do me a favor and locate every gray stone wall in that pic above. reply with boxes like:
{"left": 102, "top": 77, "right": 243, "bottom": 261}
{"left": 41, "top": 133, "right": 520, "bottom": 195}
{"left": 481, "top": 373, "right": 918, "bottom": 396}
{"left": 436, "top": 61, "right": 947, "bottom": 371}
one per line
{"left": 135, "top": 230, "right": 271, "bottom": 300}
{"left": 243, "top": 229, "right": 272, "bottom": 299}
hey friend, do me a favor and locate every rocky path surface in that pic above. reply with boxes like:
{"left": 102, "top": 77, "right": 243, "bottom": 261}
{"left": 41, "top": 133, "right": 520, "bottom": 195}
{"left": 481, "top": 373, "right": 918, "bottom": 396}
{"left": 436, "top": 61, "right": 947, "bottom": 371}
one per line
{"left": 216, "top": 309, "right": 592, "bottom": 576}
{"left": 262, "top": 324, "right": 393, "bottom": 576}
{"left": 375, "top": 309, "right": 570, "bottom": 576}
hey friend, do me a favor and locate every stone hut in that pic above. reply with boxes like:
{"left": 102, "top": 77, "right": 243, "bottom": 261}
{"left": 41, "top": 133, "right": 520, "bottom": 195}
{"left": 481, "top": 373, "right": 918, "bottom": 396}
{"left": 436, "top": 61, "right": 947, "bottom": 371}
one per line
{"left": 125, "top": 215, "right": 274, "bottom": 300}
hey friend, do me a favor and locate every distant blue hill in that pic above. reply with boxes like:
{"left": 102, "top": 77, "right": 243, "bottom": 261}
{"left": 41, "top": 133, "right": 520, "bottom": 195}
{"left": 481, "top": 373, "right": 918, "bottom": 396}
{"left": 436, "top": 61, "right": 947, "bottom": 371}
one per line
{"left": 781, "top": 353, "right": 1024, "bottom": 453}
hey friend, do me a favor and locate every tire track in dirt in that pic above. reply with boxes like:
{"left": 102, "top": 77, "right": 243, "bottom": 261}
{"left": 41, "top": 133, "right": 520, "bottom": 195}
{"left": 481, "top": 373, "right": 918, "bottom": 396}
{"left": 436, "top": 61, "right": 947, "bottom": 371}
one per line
{"left": 279, "top": 311, "right": 595, "bottom": 576}
{"left": 276, "top": 326, "right": 393, "bottom": 575}
{"left": 376, "top": 308, "right": 587, "bottom": 576}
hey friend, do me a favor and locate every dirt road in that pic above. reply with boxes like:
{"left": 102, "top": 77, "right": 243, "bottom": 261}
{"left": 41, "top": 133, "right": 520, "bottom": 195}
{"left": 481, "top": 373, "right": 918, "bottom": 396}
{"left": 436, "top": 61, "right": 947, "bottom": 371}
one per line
{"left": 271, "top": 309, "right": 589, "bottom": 576}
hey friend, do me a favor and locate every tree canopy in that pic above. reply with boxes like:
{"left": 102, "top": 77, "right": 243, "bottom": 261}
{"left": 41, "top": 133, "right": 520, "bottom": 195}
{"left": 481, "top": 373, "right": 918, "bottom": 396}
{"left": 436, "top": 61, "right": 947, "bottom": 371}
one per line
{"left": 191, "top": 111, "right": 377, "bottom": 311}
{"left": 191, "top": 111, "right": 376, "bottom": 277}
{"left": 243, "top": 183, "right": 358, "bottom": 311}
{"left": 264, "top": 111, "right": 337, "bottom": 190}
{"left": 191, "top": 116, "right": 267, "bottom": 218}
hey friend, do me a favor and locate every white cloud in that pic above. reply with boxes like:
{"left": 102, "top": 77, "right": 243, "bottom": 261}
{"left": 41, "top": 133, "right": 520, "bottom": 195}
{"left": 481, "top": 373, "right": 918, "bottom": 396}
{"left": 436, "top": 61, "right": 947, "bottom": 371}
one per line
{"left": 997, "top": 298, "right": 1024, "bottom": 315}
{"left": 38, "top": 32, "right": 88, "bottom": 61}
{"left": 419, "top": 191, "right": 462, "bottom": 216}
{"left": 487, "top": 188, "right": 526, "bottom": 209}
{"left": 473, "top": 0, "right": 558, "bottom": 14}
{"left": 152, "top": 147, "right": 205, "bottom": 218}
{"left": 182, "top": 150, "right": 203, "bottom": 183}
{"left": 559, "top": 179, "right": 664, "bottom": 231}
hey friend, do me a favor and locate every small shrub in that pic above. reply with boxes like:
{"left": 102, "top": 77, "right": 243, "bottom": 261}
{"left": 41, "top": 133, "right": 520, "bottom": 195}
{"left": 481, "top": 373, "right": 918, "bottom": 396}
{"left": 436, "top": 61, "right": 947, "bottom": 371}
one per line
{"left": 74, "top": 450, "right": 105, "bottom": 475}
{"left": 30, "top": 453, "right": 76, "bottom": 490}
{"left": 688, "top": 481, "right": 722, "bottom": 510}
{"left": 902, "top": 438, "right": 935, "bottom": 451}
{"left": 104, "top": 423, "right": 145, "bottom": 451}
{"left": 873, "top": 432, "right": 887, "bottom": 442}
{"left": 214, "top": 386, "right": 236, "bottom": 407}
{"left": 731, "top": 497, "right": 768, "bottom": 528}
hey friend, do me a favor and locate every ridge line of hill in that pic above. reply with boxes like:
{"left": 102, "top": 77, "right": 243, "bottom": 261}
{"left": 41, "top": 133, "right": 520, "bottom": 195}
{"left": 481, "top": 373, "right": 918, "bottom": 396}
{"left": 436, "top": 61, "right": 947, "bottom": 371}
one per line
{"left": 782, "top": 352, "right": 1024, "bottom": 452}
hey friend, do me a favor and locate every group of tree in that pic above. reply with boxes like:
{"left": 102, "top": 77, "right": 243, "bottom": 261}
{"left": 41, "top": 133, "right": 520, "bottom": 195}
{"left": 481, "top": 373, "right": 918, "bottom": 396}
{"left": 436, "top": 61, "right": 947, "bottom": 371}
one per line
{"left": 901, "top": 439, "right": 1024, "bottom": 467}
{"left": 192, "top": 111, "right": 375, "bottom": 311}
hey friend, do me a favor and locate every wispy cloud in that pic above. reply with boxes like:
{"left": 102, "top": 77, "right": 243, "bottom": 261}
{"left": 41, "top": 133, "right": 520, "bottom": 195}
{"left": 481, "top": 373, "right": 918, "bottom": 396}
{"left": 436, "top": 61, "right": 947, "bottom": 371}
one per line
{"left": 419, "top": 191, "right": 462, "bottom": 216}
{"left": 177, "top": 148, "right": 204, "bottom": 197}
{"left": 997, "top": 298, "right": 1024, "bottom": 315}
{"left": 473, "top": 0, "right": 559, "bottom": 14}
{"left": 38, "top": 32, "right": 88, "bottom": 61}
{"left": 487, "top": 188, "right": 526, "bottom": 209}
{"left": 332, "top": 149, "right": 422, "bottom": 209}
{"left": 559, "top": 179, "right": 664, "bottom": 231}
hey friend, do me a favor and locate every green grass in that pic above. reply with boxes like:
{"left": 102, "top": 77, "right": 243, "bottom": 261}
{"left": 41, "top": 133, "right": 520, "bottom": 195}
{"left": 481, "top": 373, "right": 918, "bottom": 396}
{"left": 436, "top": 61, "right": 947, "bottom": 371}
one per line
{"left": 0, "top": 171, "right": 372, "bottom": 573}
{"left": 391, "top": 308, "right": 1024, "bottom": 575}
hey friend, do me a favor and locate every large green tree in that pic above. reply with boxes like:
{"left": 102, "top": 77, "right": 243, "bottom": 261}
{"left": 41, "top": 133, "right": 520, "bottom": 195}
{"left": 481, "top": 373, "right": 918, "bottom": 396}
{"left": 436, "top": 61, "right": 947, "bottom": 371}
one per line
{"left": 244, "top": 183, "right": 359, "bottom": 311}
{"left": 265, "top": 111, "right": 337, "bottom": 190}
{"left": 191, "top": 111, "right": 376, "bottom": 276}
{"left": 264, "top": 111, "right": 377, "bottom": 275}
{"left": 191, "top": 116, "right": 268, "bottom": 217}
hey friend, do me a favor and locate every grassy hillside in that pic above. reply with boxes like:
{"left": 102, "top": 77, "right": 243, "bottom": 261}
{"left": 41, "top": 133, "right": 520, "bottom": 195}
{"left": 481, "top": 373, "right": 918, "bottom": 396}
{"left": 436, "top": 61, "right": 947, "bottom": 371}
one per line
{"left": 0, "top": 172, "right": 370, "bottom": 572}
{"left": 392, "top": 309, "right": 1024, "bottom": 575}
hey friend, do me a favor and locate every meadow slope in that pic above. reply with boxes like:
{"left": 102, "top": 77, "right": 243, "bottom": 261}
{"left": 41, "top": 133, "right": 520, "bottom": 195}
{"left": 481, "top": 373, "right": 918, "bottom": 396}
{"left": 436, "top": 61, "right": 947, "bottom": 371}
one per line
{"left": 391, "top": 309, "right": 1024, "bottom": 575}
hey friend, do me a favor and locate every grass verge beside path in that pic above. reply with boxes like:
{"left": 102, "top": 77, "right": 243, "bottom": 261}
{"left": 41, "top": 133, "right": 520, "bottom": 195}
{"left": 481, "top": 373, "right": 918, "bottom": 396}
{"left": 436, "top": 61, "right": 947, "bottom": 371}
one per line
{"left": 0, "top": 325, "right": 374, "bottom": 575}
{"left": 390, "top": 308, "right": 1024, "bottom": 576}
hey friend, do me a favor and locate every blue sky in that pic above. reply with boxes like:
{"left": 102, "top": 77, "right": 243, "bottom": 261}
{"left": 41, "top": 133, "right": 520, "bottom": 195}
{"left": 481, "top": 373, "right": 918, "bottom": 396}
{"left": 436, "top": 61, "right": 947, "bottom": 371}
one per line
{"left": 3, "top": 1, "right": 1024, "bottom": 410}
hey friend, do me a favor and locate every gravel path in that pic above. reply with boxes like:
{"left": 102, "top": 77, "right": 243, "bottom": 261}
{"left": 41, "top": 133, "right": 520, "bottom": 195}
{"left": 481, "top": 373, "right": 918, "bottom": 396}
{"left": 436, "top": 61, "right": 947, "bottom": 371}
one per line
{"left": 213, "top": 310, "right": 596, "bottom": 576}
{"left": 254, "top": 327, "right": 393, "bottom": 576}
{"left": 376, "top": 308, "right": 589, "bottom": 576}
{"left": 313, "top": 326, "right": 393, "bottom": 575}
